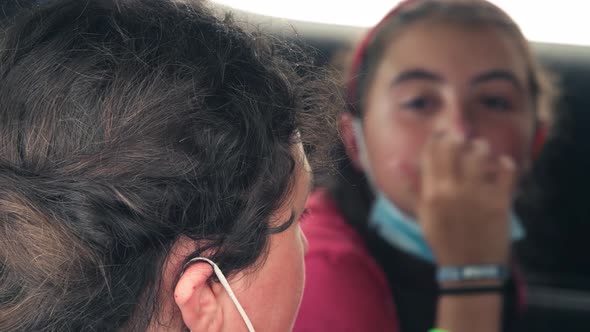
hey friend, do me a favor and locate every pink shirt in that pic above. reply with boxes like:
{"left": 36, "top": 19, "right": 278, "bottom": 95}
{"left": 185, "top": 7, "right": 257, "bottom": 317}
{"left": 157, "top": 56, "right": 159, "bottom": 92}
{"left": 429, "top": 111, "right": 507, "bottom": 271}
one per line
{"left": 294, "top": 190, "right": 400, "bottom": 332}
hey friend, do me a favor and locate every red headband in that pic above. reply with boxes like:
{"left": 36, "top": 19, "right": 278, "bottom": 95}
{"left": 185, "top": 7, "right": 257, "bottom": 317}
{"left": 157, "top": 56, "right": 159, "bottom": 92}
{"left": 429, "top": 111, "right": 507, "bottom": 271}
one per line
{"left": 346, "top": 0, "right": 418, "bottom": 116}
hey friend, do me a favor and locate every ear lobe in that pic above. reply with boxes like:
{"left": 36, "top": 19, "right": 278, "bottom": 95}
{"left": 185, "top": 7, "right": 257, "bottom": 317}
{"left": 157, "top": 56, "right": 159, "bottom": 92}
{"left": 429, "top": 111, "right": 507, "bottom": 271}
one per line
{"left": 174, "top": 262, "right": 223, "bottom": 332}
{"left": 340, "top": 113, "right": 363, "bottom": 170}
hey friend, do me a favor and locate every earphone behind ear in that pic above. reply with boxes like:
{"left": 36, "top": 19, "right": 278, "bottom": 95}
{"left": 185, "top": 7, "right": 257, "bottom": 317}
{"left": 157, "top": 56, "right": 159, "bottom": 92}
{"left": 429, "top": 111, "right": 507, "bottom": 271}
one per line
{"left": 183, "top": 257, "right": 256, "bottom": 332}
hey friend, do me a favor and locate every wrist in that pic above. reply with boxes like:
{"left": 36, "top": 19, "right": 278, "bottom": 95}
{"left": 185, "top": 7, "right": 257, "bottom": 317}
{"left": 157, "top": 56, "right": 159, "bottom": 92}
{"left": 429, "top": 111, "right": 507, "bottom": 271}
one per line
{"left": 436, "top": 256, "right": 509, "bottom": 267}
{"left": 439, "top": 278, "right": 504, "bottom": 289}
{"left": 436, "top": 264, "right": 509, "bottom": 297}
{"left": 434, "top": 250, "right": 509, "bottom": 267}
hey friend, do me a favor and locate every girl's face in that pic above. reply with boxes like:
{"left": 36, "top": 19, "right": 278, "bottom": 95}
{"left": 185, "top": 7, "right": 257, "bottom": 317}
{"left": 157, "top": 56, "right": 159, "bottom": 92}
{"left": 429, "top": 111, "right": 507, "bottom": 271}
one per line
{"left": 362, "top": 19, "right": 536, "bottom": 216}
{"left": 222, "top": 143, "right": 312, "bottom": 332}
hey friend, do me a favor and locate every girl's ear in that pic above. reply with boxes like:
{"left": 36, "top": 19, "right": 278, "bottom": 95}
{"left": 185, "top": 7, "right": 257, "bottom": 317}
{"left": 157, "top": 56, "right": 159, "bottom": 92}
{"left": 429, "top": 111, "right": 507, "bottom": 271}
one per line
{"left": 532, "top": 124, "right": 547, "bottom": 160}
{"left": 340, "top": 112, "right": 363, "bottom": 171}
{"left": 174, "top": 262, "right": 223, "bottom": 332}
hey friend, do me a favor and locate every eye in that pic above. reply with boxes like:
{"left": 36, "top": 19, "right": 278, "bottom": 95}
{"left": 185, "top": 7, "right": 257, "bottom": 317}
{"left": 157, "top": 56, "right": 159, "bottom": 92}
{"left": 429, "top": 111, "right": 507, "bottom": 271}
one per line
{"left": 401, "top": 96, "right": 437, "bottom": 113}
{"left": 299, "top": 208, "right": 310, "bottom": 221}
{"left": 481, "top": 95, "right": 512, "bottom": 111}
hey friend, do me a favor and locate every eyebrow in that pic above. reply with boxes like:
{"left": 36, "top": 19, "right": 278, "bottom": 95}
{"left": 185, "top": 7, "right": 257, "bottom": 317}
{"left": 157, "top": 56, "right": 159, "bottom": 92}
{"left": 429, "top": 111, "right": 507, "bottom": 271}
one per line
{"left": 391, "top": 69, "right": 443, "bottom": 86}
{"left": 391, "top": 68, "right": 524, "bottom": 91}
{"left": 470, "top": 69, "right": 524, "bottom": 91}
{"left": 267, "top": 172, "right": 314, "bottom": 235}
{"left": 268, "top": 213, "right": 295, "bottom": 234}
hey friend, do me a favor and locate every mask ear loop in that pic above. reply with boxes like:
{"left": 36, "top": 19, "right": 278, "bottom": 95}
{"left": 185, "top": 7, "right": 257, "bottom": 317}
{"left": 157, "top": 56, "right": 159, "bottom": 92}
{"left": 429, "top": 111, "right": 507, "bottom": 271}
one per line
{"left": 183, "top": 257, "right": 256, "bottom": 332}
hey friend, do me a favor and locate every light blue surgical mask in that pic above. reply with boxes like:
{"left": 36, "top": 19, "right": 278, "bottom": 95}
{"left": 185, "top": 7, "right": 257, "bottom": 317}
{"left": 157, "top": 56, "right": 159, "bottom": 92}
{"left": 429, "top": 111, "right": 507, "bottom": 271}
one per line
{"left": 352, "top": 119, "right": 526, "bottom": 263}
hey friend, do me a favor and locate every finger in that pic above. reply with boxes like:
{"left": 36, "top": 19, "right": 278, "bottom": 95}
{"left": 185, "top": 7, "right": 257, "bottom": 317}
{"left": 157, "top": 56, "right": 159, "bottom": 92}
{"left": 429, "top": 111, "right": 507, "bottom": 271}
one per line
{"left": 496, "top": 155, "right": 517, "bottom": 193}
{"left": 422, "top": 132, "right": 464, "bottom": 184}
{"left": 462, "top": 139, "right": 494, "bottom": 183}
{"left": 437, "top": 132, "right": 465, "bottom": 181}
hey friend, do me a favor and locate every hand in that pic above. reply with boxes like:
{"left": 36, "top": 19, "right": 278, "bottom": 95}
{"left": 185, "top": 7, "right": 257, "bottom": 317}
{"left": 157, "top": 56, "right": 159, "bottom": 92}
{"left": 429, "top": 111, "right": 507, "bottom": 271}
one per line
{"left": 417, "top": 133, "right": 515, "bottom": 266}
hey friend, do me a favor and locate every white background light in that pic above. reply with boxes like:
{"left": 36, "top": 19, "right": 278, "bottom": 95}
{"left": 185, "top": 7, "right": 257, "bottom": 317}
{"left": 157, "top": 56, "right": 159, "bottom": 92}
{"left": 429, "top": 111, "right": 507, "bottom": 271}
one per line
{"left": 210, "top": 0, "right": 590, "bottom": 46}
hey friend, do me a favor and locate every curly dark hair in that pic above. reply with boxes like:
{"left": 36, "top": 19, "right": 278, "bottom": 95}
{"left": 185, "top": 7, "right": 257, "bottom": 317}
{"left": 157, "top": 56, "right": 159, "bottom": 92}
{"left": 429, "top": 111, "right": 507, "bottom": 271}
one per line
{"left": 0, "top": 0, "right": 339, "bottom": 330}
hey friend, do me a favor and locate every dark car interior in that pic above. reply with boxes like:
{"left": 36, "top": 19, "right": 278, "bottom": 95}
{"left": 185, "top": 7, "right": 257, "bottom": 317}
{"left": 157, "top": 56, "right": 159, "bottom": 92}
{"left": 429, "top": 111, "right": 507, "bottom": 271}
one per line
{"left": 2, "top": 1, "right": 589, "bottom": 331}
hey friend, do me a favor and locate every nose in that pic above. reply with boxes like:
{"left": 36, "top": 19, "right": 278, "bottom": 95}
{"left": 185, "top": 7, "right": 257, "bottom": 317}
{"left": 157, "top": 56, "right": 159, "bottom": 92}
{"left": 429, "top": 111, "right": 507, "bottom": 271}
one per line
{"left": 435, "top": 104, "right": 474, "bottom": 139}
{"left": 300, "top": 229, "right": 309, "bottom": 255}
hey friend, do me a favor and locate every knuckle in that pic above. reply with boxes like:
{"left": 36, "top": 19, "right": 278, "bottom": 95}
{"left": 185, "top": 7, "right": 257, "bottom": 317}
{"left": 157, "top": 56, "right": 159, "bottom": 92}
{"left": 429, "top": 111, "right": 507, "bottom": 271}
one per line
{"left": 423, "top": 181, "right": 459, "bottom": 205}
